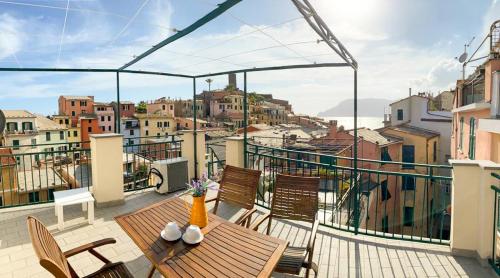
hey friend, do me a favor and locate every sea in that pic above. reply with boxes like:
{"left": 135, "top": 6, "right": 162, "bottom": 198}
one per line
{"left": 322, "top": 116, "right": 384, "bottom": 130}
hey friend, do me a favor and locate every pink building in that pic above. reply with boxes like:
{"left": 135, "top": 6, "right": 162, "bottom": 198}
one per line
{"left": 58, "top": 96, "right": 94, "bottom": 127}
{"left": 146, "top": 97, "right": 175, "bottom": 117}
{"left": 94, "top": 102, "right": 115, "bottom": 133}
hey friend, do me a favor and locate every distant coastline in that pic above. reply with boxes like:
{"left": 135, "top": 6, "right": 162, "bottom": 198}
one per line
{"left": 322, "top": 116, "right": 384, "bottom": 130}
{"left": 317, "top": 98, "right": 392, "bottom": 117}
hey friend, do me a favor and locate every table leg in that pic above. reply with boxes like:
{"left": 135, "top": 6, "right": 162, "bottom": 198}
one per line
{"left": 55, "top": 205, "right": 58, "bottom": 216}
{"left": 57, "top": 205, "right": 64, "bottom": 230}
{"left": 147, "top": 265, "right": 156, "bottom": 278}
{"left": 88, "top": 201, "right": 94, "bottom": 225}
{"left": 82, "top": 202, "right": 87, "bottom": 211}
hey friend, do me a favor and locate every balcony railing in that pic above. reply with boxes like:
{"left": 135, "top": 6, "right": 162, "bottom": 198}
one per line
{"left": 246, "top": 143, "right": 453, "bottom": 244}
{"left": 489, "top": 172, "right": 500, "bottom": 275}
{"left": 0, "top": 143, "right": 91, "bottom": 208}
{"left": 122, "top": 135, "right": 182, "bottom": 192}
{"left": 206, "top": 141, "right": 226, "bottom": 177}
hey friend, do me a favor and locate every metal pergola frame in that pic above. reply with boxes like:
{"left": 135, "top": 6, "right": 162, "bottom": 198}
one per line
{"left": 0, "top": 0, "right": 360, "bottom": 230}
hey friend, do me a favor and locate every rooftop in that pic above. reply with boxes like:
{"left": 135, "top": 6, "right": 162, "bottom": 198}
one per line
{"left": 60, "top": 96, "right": 93, "bottom": 101}
{"left": 36, "top": 116, "right": 66, "bottom": 131}
{"left": 0, "top": 189, "right": 493, "bottom": 278}
{"left": 2, "top": 110, "right": 36, "bottom": 119}
{"left": 348, "top": 127, "right": 403, "bottom": 146}
{"left": 379, "top": 124, "right": 440, "bottom": 139}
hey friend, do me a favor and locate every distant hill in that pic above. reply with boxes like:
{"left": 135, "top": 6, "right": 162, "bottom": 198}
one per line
{"left": 317, "top": 98, "right": 393, "bottom": 117}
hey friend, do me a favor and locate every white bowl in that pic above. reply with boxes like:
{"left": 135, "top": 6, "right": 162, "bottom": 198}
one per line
{"left": 161, "top": 229, "right": 182, "bottom": 241}
{"left": 182, "top": 232, "right": 204, "bottom": 244}
{"left": 182, "top": 225, "right": 204, "bottom": 244}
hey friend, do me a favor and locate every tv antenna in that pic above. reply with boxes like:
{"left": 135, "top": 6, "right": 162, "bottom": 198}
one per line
{"left": 455, "top": 36, "right": 475, "bottom": 79}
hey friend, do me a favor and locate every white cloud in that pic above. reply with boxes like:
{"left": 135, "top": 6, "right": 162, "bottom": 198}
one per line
{"left": 0, "top": 13, "right": 24, "bottom": 61}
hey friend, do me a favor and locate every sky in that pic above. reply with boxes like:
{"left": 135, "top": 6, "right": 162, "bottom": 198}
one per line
{"left": 0, "top": 0, "right": 498, "bottom": 116}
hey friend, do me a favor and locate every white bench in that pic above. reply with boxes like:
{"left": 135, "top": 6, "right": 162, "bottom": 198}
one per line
{"left": 54, "top": 188, "right": 95, "bottom": 230}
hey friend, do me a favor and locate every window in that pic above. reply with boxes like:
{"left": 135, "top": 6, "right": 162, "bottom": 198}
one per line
{"left": 65, "top": 119, "right": 69, "bottom": 125}
{"left": 71, "top": 101, "right": 75, "bottom": 106}
{"left": 459, "top": 117, "right": 464, "bottom": 149}
{"left": 402, "top": 145, "right": 415, "bottom": 169}
{"left": 469, "top": 117, "right": 476, "bottom": 159}
{"left": 45, "top": 132, "right": 51, "bottom": 141}
{"left": 397, "top": 109, "right": 403, "bottom": 121}
{"left": 67, "top": 131, "right": 71, "bottom": 137}
{"left": 59, "top": 131, "right": 64, "bottom": 140}
{"left": 145, "top": 130, "right": 149, "bottom": 136}
{"left": 433, "top": 141, "right": 437, "bottom": 162}
{"left": 101, "top": 126, "right": 105, "bottom": 131}
{"left": 101, "top": 116, "right": 105, "bottom": 121}
{"left": 88, "top": 127, "right": 92, "bottom": 132}
{"left": 108, "top": 126, "right": 111, "bottom": 131}
{"left": 6, "top": 122, "right": 18, "bottom": 132}
{"left": 130, "top": 129, "right": 134, "bottom": 136}
{"left": 145, "top": 120, "right": 149, "bottom": 127}
{"left": 71, "top": 111, "right": 76, "bottom": 116}
{"left": 29, "top": 191, "right": 40, "bottom": 203}
{"left": 170, "top": 105, "right": 173, "bottom": 110}
{"left": 73, "top": 130, "right": 78, "bottom": 137}
{"left": 164, "top": 121, "right": 169, "bottom": 127}
{"left": 81, "top": 101, "right": 87, "bottom": 106}
{"left": 381, "top": 180, "right": 391, "bottom": 201}
{"left": 108, "top": 116, "right": 111, "bottom": 121}
{"left": 382, "top": 215, "right": 389, "bottom": 233}
{"left": 157, "top": 122, "right": 162, "bottom": 128}
{"left": 59, "top": 120, "right": 63, "bottom": 124}
{"left": 48, "top": 189, "right": 55, "bottom": 201}
{"left": 0, "top": 196, "right": 3, "bottom": 207}
{"left": 403, "top": 206, "right": 414, "bottom": 227}
{"left": 162, "top": 105, "right": 166, "bottom": 110}
{"left": 380, "top": 146, "right": 392, "bottom": 162}
{"left": 31, "top": 138, "right": 36, "bottom": 148}
{"left": 402, "top": 176, "right": 415, "bottom": 190}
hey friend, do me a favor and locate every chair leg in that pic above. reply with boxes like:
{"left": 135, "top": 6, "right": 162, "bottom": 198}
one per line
{"left": 88, "top": 201, "right": 94, "bottom": 225}
{"left": 147, "top": 265, "right": 156, "bottom": 278}
{"left": 57, "top": 205, "right": 64, "bottom": 230}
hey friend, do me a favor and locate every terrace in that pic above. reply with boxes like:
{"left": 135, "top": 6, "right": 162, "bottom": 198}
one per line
{"left": 0, "top": 189, "right": 493, "bottom": 278}
{"left": 0, "top": 1, "right": 499, "bottom": 277}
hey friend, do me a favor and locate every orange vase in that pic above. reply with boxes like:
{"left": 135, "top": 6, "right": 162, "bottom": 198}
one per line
{"left": 190, "top": 194, "right": 208, "bottom": 228}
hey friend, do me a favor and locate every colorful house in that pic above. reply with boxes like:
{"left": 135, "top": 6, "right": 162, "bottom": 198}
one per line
{"left": 58, "top": 95, "right": 95, "bottom": 126}
{"left": 94, "top": 102, "right": 115, "bottom": 133}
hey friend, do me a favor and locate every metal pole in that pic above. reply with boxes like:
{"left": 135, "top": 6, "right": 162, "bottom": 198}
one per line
{"left": 243, "top": 72, "right": 248, "bottom": 168}
{"left": 193, "top": 77, "right": 198, "bottom": 180}
{"left": 116, "top": 72, "right": 121, "bottom": 133}
{"left": 353, "top": 69, "right": 359, "bottom": 235}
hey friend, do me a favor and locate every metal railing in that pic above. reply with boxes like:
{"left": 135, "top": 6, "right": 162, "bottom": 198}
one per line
{"left": 489, "top": 172, "right": 500, "bottom": 275}
{"left": 0, "top": 143, "right": 91, "bottom": 208}
{"left": 206, "top": 141, "right": 226, "bottom": 177}
{"left": 246, "top": 143, "right": 453, "bottom": 244}
{"left": 122, "top": 135, "right": 182, "bottom": 192}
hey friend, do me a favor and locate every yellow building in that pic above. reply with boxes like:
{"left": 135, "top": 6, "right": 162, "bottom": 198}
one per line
{"left": 377, "top": 124, "right": 442, "bottom": 237}
{"left": 135, "top": 113, "right": 176, "bottom": 142}
{"left": 52, "top": 115, "right": 81, "bottom": 149}
{"left": 0, "top": 148, "right": 18, "bottom": 207}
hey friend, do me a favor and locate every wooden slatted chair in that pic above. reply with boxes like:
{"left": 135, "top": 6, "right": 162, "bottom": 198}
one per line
{"left": 251, "top": 174, "right": 320, "bottom": 277}
{"left": 27, "top": 216, "right": 133, "bottom": 278}
{"left": 206, "top": 165, "right": 262, "bottom": 227}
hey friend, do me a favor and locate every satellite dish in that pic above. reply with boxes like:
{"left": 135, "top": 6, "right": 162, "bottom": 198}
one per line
{"left": 458, "top": 52, "right": 468, "bottom": 63}
{"left": 0, "top": 110, "right": 5, "bottom": 134}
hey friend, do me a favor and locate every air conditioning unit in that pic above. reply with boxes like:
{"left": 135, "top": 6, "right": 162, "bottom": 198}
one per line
{"left": 152, "top": 158, "right": 188, "bottom": 194}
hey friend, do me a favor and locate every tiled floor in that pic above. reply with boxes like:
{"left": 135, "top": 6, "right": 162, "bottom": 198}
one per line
{"left": 0, "top": 189, "right": 495, "bottom": 278}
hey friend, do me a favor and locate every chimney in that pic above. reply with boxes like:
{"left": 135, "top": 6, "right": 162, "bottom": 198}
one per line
{"left": 409, "top": 88, "right": 412, "bottom": 97}
{"left": 228, "top": 73, "right": 237, "bottom": 89}
{"left": 327, "top": 120, "right": 338, "bottom": 138}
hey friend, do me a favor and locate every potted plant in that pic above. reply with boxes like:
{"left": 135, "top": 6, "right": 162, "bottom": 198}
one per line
{"left": 187, "top": 173, "right": 218, "bottom": 228}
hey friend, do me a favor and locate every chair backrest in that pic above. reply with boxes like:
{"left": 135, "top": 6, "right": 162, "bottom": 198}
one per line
{"left": 271, "top": 174, "right": 320, "bottom": 223}
{"left": 217, "top": 165, "right": 261, "bottom": 210}
{"left": 27, "top": 216, "right": 72, "bottom": 278}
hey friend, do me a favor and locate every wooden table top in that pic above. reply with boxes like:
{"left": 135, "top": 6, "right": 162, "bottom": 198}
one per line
{"left": 115, "top": 197, "right": 288, "bottom": 278}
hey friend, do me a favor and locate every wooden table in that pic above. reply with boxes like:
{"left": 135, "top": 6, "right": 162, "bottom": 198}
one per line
{"left": 115, "top": 197, "right": 288, "bottom": 277}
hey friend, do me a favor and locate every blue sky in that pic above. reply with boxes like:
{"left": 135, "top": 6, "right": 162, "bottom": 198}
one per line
{"left": 0, "top": 0, "right": 498, "bottom": 116}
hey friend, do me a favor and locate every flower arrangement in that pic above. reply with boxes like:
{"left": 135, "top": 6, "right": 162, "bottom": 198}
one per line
{"left": 187, "top": 173, "right": 218, "bottom": 197}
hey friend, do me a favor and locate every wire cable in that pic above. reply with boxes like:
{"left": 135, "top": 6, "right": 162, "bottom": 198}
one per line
{"left": 56, "top": 0, "right": 70, "bottom": 67}
{"left": 107, "top": 0, "right": 152, "bottom": 47}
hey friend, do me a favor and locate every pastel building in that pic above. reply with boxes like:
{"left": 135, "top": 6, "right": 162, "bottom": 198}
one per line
{"left": 52, "top": 115, "right": 81, "bottom": 149}
{"left": 35, "top": 116, "right": 67, "bottom": 155}
{"left": 58, "top": 95, "right": 94, "bottom": 126}
{"left": 2, "top": 110, "right": 38, "bottom": 166}
{"left": 80, "top": 115, "right": 102, "bottom": 148}
{"left": 135, "top": 113, "right": 176, "bottom": 142}
{"left": 111, "top": 101, "right": 135, "bottom": 118}
{"left": 121, "top": 117, "right": 140, "bottom": 152}
{"left": 94, "top": 102, "right": 115, "bottom": 133}
{"left": 146, "top": 98, "right": 175, "bottom": 117}
{"left": 451, "top": 57, "right": 500, "bottom": 163}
